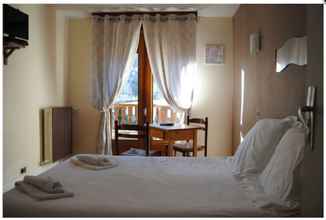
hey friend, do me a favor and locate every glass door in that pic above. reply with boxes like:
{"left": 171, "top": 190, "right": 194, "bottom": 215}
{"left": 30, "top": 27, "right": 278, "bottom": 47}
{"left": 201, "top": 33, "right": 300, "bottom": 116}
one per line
{"left": 112, "top": 55, "right": 139, "bottom": 125}
{"left": 112, "top": 27, "right": 183, "bottom": 127}
{"left": 152, "top": 79, "right": 184, "bottom": 125}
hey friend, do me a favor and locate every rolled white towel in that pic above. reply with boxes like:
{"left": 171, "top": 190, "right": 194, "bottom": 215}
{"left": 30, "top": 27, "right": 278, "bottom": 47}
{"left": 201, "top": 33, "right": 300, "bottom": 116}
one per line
{"left": 23, "top": 176, "right": 64, "bottom": 194}
{"left": 71, "top": 155, "right": 118, "bottom": 170}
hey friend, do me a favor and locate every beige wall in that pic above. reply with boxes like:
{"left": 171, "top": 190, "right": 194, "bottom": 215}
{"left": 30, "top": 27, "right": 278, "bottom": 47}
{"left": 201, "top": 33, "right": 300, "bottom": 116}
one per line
{"left": 192, "top": 17, "right": 234, "bottom": 156}
{"left": 67, "top": 18, "right": 100, "bottom": 154}
{"left": 67, "top": 17, "right": 234, "bottom": 156}
{"left": 55, "top": 10, "right": 70, "bottom": 106}
{"left": 232, "top": 5, "right": 307, "bottom": 152}
{"left": 3, "top": 5, "right": 60, "bottom": 191}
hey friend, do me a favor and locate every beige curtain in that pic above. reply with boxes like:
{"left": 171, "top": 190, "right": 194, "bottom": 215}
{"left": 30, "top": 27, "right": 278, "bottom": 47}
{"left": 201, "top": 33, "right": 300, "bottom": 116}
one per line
{"left": 142, "top": 14, "right": 197, "bottom": 115}
{"left": 90, "top": 15, "right": 142, "bottom": 154}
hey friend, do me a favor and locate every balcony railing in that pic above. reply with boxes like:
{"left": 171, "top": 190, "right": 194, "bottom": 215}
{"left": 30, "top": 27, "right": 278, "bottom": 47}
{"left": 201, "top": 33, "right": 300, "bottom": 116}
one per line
{"left": 112, "top": 101, "right": 182, "bottom": 124}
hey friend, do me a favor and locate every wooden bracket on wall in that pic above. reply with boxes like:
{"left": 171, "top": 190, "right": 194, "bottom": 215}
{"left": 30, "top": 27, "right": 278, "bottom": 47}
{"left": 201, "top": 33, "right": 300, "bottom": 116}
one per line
{"left": 3, "top": 37, "right": 28, "bottom": 65}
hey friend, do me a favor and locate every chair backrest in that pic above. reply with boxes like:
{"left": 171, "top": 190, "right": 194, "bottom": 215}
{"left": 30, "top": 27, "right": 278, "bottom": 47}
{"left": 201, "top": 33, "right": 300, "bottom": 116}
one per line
{"left": 114, "top": 120, "right": 150, "bottom": 156}
{"left": 187, "top": 115, "right": 208, "bottom": 156}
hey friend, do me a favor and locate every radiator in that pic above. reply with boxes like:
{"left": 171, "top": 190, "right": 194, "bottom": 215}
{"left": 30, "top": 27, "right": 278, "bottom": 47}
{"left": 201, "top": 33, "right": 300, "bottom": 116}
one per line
{"left": 40, "top": 108, "right": 53, "bottom": 165}
{"left": 40, "top": 107, "right": 72, "bottom": 166}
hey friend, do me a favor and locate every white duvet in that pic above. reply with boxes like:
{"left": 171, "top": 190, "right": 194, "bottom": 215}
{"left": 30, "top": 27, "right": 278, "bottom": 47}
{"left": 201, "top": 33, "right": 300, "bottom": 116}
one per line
{"left": 3, "top": 156, "right": 299, "bottom": 217}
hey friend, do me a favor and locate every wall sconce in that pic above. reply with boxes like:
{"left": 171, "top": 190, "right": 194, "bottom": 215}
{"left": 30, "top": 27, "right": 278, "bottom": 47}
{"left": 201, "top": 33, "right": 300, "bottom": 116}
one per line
{"left": 276, "top": 36, "right": 307, "bottom": 72}
{"left": 298, "top": 86, "right": 316, "bottom": 151}
{"left": 249, "top": 32, "right": 261, "bottom": 56}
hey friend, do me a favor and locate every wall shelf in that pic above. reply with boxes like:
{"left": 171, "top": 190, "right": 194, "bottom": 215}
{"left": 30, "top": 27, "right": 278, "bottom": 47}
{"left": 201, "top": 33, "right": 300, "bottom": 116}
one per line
{"left": 3, "top": 37, "right": 28, "bottom": 65}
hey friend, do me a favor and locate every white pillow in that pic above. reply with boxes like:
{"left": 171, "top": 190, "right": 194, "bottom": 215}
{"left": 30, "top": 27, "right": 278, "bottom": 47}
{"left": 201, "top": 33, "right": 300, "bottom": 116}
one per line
{"left": 232, "top": 117, "right": 295, "bottom": 177}
{"left": 259, "top": 126, "right": 306, "bottom": 203}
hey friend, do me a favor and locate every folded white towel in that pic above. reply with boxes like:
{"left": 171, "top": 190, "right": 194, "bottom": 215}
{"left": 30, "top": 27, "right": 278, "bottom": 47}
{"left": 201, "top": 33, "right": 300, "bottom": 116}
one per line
{"left": 15, "top": 181, "right": 73, "bottom": 201}
{"left": 23, "top": 176, "right": 64, "bottom": 194}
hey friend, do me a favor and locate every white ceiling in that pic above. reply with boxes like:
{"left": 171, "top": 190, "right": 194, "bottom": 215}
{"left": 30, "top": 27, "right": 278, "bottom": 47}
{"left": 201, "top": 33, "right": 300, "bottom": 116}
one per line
{"left": 53, "top": 4, "right": 239, "bottom": 17}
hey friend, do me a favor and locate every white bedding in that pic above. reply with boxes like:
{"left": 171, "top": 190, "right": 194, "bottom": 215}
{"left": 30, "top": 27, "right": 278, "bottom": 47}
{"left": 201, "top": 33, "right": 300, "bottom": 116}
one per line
{"left": 3, "top": 156, "right": 299, "bottom": 217}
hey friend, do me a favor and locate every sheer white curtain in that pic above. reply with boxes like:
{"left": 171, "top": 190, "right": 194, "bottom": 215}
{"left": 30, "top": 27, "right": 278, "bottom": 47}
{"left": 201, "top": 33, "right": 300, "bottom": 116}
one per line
{"left": 143, "top": 14, "right": 197, "bottom": 116}
{"left": 90, "top": 15, "right": 142, "bottom": 154}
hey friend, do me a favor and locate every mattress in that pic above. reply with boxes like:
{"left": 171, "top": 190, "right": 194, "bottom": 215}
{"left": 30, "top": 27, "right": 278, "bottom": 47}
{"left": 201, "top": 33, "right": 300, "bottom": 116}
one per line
{"left": 3, "top": 156, "right": 294, "bottom": 217}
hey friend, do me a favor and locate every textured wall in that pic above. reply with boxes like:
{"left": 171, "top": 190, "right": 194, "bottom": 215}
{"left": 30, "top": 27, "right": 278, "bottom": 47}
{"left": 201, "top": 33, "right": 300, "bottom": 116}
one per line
{"left": 233, "top": 4, "right": 323, "bottom": 216}
{"left": 232, "top": 5, "right": 307, "bottom": 151}
{"left": 301, "top": 5, "right": 323, "bottom": 217}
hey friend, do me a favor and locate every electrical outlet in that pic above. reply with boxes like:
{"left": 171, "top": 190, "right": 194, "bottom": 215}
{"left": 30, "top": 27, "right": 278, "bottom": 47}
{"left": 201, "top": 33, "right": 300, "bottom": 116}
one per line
{"left": 256, "top": 111, "right": 261, "bottom": 120}
{"left": 20, "top": 167, "right": 27, "bottom": 174}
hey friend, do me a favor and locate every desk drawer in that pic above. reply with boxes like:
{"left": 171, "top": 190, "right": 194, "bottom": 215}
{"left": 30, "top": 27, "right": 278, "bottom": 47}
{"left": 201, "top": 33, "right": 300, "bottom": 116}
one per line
{"left": 150, "top": 128, "right": 164, "bottom": 139}
{"left": 166, "top": 129, "right": 194, "bottom": 141}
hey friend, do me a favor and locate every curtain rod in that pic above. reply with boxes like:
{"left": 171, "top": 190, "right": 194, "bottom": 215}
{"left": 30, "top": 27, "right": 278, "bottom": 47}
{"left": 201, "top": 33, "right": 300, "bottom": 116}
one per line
{"left": 91, "top": 11, "right": 198, "bottom": 17}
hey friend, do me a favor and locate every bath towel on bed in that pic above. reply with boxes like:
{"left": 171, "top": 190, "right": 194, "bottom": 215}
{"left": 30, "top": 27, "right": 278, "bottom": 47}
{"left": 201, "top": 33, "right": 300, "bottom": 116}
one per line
{"left": 71, "top": 155, "right": 118, "bottom": 170}
{"left": 24, "top": 175, "right": 64, "bottom": 194}
{"left": 15, "top": 181, "right": 73, "bottom": 201}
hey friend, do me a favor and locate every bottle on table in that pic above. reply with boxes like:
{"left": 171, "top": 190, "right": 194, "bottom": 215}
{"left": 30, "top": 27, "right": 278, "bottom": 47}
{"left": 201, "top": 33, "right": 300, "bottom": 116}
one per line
{"left": 118, "top": 109, "right": 122, "bottom": 125}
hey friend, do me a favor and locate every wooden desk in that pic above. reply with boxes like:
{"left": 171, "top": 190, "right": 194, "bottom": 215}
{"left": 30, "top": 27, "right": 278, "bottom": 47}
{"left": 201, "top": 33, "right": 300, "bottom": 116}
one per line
{"left": 149, "top": 124, "right": 201, "bottom": 157}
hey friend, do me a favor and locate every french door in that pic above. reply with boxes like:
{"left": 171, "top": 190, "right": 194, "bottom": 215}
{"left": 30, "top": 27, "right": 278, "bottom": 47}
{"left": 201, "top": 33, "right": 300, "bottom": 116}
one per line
{"left": 112, "top": 27, "right": 182, "bottom": 126}
{"left": 112, "top": 27, "right": 152, "bottom": 126}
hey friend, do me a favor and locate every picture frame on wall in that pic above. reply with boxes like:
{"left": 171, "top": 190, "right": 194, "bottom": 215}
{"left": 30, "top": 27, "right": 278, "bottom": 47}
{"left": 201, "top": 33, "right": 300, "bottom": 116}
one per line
{"left": 205, "top": 44, "right": 225, "bottom": 64}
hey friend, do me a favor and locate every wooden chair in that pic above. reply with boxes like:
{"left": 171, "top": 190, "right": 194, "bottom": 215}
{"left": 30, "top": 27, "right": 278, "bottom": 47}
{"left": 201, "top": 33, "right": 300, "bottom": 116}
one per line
{"left": 173, "top": 116, "right": 208, "bottom": 157}
{"left": 114, "top": 120, "right": 161, "bottom": 156}
{"left": 150, "top": 138, "right": 169, "bottom": 156}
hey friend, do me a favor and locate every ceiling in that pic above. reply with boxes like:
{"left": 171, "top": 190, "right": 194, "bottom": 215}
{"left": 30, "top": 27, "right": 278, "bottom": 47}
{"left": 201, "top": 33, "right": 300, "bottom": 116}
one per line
{"left": 53, "top": 4, "right": 240, "bottom": 17}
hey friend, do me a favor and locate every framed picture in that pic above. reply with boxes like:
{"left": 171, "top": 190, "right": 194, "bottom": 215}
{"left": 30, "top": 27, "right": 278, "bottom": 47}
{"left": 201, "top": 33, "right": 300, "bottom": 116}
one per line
{"left": 205, "top": 44, "right": 225, "bottom": 64}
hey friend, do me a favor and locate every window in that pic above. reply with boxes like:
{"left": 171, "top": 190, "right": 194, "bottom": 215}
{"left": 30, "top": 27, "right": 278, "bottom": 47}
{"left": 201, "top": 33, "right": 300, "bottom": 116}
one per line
{"left": 115, "top": 56, "right": 138, "bottom": 103}
{"left": 152, "top": 78, "right": 183, "bottom": 124}
{"left": 112, "top": 28, "right": 183, "bottom": 126}
{"left": 112, "top": 55, "right": 139, "bottom": 124}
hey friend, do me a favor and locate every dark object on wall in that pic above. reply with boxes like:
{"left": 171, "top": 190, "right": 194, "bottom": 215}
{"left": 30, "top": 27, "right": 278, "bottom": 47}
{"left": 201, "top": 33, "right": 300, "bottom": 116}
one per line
{"left": 4, "top": 4, "right": 29, "bottom": 40}
{"left": 41, "top": 107, "right": 72, "bottom": 165}
{"left": 20, "top": 167, "right": 27, "bottom": 174}
{"left": 3, "top": 4, "right": 29, "bottom": 65}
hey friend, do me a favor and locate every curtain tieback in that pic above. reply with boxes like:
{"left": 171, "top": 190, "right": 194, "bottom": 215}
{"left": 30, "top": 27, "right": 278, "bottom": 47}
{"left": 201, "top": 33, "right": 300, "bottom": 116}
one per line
{"left": 100, "top": 107, "right": 110, "bottom": 113}
{"left": 101, "top": 108, "right": 111, "bottom": 126}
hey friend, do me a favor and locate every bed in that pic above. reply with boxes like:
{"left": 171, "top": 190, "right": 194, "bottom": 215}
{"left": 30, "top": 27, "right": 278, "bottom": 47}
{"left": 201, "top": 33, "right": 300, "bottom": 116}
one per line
{"left": 3, "top": 155, "right": 298, "bottom": 217}
{"left": 4, "top": 115, "right": 306, "bottom": 217}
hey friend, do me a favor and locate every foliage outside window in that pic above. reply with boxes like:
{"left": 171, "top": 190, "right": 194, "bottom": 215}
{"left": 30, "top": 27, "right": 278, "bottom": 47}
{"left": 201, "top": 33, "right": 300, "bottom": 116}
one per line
{"left": 113, "top": 55, "right": 183, "bottom": 125}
